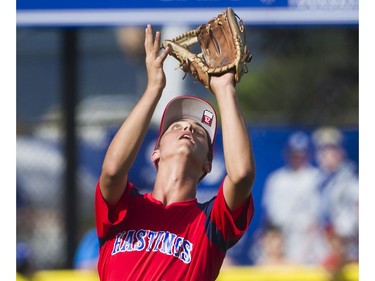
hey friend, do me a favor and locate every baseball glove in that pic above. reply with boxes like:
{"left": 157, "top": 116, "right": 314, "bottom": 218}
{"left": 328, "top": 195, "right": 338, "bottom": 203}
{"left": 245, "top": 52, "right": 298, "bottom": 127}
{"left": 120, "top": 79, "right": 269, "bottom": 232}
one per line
{"left": 162, "top": 7, "right": 252, "bottom": 91}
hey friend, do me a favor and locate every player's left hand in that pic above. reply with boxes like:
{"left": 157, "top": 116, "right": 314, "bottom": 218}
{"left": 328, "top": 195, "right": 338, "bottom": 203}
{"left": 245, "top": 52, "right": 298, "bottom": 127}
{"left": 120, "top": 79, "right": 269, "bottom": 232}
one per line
{"left": 210, "top": 71, "right": 236, "bottom": 96}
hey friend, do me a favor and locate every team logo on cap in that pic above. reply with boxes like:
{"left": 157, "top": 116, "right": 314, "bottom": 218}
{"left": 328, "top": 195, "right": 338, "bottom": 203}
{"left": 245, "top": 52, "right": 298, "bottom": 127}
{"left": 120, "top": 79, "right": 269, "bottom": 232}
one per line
{"left": 201, "top": 110, "right": 213, "bottom": 126}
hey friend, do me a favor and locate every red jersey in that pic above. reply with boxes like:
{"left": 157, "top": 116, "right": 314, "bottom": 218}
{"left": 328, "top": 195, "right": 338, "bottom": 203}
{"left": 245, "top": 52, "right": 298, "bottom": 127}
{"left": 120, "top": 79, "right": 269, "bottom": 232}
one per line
{"left": 95, "top": 180, "right": 254, "bottom": 281}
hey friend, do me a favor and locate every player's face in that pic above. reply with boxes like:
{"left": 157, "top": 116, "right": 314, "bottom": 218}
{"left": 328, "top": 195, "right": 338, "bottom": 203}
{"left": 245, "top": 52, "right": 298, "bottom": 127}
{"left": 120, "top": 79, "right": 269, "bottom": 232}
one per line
{"left": 159, "top": 119, "right": 210, "bottom": 164}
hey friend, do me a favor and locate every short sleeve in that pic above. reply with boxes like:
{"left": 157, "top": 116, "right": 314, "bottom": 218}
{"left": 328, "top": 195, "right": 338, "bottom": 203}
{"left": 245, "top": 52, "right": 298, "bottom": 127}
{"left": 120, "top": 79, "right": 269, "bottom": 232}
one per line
{"left": 95, "top": 180, "right": 133, "bottom": 240}
{"left": 210, "top": 184, "right": 255, "bottom": 249}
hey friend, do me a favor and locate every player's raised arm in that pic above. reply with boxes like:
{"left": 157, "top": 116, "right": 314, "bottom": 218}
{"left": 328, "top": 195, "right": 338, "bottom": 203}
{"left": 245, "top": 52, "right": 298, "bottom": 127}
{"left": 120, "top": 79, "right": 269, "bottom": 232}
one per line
{"left": 210, "top": 72, "right": 256, "bottom": 211}
{"left": 100, "top": 25, "right": 169, "bottom": 207}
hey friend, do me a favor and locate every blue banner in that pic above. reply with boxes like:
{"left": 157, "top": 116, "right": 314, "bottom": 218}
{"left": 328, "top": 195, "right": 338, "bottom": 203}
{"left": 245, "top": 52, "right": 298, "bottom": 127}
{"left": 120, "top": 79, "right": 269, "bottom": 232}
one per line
{"left": 16, "top": 0, "right": 358, "bottom": 26}
{"left": 17, "top": 0, "right": 288, "bottom": 10}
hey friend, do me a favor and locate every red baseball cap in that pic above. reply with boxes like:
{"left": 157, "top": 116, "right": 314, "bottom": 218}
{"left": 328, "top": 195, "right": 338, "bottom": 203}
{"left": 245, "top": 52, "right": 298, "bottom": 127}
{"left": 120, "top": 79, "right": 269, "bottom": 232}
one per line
{"left": 155, "top": 95, "right": 217, "bottom": 150}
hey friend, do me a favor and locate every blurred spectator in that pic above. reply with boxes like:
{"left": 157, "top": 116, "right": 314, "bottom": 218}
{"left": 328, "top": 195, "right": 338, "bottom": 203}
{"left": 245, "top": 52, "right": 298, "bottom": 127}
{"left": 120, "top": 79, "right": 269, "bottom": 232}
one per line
{"left": 312, "top": 127, "right": 359, "bottom": 271}
{"left": 17, "top": 241, "right": 33, "bottom": 279}
{"left": 17, "top": 187, "right": 34, "bottom": 280}
{"left": 321, "top": 226, "right": 348, "bottom": 281}
{"left": 260, "top": 131, "right": 323, "bottom": 265}
{"left": 73, "top": 228, "right": 99, "bottom": 270}
{"left": 253, "top": 223, "right": 295, "bottom": 266}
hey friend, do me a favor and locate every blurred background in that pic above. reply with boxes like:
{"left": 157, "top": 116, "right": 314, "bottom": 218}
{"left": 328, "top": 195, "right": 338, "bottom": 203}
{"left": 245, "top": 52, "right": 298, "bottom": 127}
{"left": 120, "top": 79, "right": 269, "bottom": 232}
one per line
{"left": 16, "top": 1, "right": 359, "bottom": 280}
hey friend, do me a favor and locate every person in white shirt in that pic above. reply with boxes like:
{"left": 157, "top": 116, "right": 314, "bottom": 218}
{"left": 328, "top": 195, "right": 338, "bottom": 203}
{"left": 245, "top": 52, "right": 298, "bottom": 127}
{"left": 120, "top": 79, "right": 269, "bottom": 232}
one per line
{"left": 312, "top": 127, "right": 359, "bottom": 266}
{"left": 261, "top": 131, "right": 323, "bottom": 265}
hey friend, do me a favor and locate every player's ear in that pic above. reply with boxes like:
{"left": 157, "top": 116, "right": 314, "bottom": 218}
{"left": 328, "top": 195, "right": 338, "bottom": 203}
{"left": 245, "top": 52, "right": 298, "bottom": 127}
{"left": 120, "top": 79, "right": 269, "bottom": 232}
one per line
{"left": 203, "top": 160, "right": 212, "bottom": 174}
{"left": 151, "top": 149, "right": 160, "bottom": 163}
{"left": 203, "top": 144, "right": 213, "bottom": 174}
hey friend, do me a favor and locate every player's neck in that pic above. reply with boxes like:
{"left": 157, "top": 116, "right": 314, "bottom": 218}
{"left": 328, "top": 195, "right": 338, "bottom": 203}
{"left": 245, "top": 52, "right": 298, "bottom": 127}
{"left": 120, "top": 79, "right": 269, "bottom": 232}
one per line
{"left": 153, "top": 165, "right": 198, "bottom": 206}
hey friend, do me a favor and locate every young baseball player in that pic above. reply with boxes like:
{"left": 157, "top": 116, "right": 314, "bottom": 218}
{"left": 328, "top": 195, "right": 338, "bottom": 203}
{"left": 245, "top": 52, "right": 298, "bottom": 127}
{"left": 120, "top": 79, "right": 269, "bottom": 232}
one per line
{"left": 95, "top": 24, "right": 256, "bottom": 281}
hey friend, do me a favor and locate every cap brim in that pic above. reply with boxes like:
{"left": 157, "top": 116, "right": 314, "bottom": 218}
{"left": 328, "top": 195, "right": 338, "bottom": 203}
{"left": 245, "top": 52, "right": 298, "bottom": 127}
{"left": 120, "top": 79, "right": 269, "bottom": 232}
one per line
{"left": 155, "top": 96, "right": 217, "bottom": 149}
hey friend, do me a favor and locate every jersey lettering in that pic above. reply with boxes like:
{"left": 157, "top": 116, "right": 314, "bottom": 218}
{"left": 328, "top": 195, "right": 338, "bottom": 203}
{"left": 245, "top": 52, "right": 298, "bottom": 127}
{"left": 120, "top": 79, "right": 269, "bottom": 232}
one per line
{"left": 134, "top": 229, "right": 146, "bottom": 251}
{"left": 180, "top": 240, "right": 193, "bottom": 263}
{"left": 111, "top": 229, "right": 193, "bottom": 264}
{"left": 152, "top": 231, "right": 165, "bottom": 252}
{"left": 111, "top": 231, "right": 125, "bottom": 254}
{"left": 120, "top": 230, "right": 135, "bottom": 252}
{"left": 146, "top": 231, "right": 157, "bottom": 252}
{"left": 160, "top": 231, "right": 177, "bottom": 255}
{"left": 173, "top": 236, "right": 184, "bottom": 258}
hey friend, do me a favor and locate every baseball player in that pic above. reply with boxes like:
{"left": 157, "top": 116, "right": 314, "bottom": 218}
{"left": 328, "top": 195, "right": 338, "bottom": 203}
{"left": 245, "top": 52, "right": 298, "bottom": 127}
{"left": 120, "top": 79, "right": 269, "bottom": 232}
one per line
{"left": 95, "top": 24, "right": 255, "bottom": 281}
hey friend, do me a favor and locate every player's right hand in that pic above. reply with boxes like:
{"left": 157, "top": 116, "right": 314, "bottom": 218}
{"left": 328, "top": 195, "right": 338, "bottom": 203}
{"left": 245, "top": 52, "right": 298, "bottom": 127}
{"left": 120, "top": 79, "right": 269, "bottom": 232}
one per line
{"left": 144, "top": 24, "right": 169, "bottom": 93}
